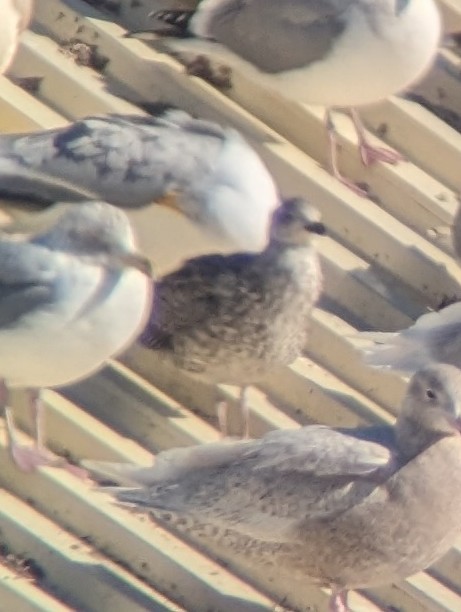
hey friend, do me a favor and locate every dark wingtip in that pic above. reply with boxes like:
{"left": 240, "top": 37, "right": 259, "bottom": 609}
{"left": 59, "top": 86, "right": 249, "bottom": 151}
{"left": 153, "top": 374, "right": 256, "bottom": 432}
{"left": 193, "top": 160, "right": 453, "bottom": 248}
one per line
{"left": 149, "top": 9, "right": 195, "bottom": 33}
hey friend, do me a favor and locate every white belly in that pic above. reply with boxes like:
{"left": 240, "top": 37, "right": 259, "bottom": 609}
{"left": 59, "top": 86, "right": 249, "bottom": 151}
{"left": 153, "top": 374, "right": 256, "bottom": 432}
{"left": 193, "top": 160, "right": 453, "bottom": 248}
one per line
{"left": 0, "top": 261, "right": 151, "bottom": 389}
{"left": 266, "top": 0, "right": 441, "bottom": 107}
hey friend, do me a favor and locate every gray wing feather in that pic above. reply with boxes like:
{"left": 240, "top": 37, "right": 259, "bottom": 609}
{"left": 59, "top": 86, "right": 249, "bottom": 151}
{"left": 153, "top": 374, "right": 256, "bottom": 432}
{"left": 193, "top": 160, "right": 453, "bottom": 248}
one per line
{"left": 0, "top": 158, "right": 99, "bottom": 203}
{"left": 0, "top": 113, "right": 227, "bottom": 207}
{"left": 250, "top": 426, "right": 392, "bottom": 476}
{"left": 362, "top": 302, "right": 461, "bottom": 371}
{"left": 195, "top": 0, "right": 353, "bottom": 72}
{"left": 0, "top": 241, "right": 58, "bottom": 327}
{"left": 112, "top": 425, "right": 393, "bottom": 542}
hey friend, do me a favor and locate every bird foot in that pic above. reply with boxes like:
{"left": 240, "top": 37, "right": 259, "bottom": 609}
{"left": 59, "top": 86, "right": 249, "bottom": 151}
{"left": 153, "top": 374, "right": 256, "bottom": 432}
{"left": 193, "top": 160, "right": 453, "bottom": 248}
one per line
{"left": 217, "top": 401, "right": 229, "bottom": 438}
{"left": 9, "top": 443, "right": 87, "bottom": 479}
{"left": 348, "top": 108, "right": 404, "bottom": 168}
{"left": 326, "top": 111, "right": 371, "bottom": 198}
{"left": 217, "top": 391, "right": 251, "bottom": 439}
{"left": 331, "top": 170, "right": 370, "bottom": 198}
{"left": 359, "top": 142, "right": 404, "bottom": 167}
{"left": 4, "top": 399, "right": 87, "bottom": 478}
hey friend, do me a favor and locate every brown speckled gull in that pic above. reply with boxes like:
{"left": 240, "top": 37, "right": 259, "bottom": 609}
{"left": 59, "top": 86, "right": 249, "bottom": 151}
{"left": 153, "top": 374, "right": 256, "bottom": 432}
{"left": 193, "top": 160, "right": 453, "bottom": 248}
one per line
{"left": 138, "top": 197, "right": 324, "bottom": 435}
{"left": 85, "top": 364, "right": 461, "bottom": 611}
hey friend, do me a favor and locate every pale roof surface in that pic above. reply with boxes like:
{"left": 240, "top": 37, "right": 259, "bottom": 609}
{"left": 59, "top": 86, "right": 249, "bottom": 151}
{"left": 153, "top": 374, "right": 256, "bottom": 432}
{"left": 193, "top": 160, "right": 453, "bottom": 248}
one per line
{"left": 1, "top": 1, "right": 461, "bottom": 610}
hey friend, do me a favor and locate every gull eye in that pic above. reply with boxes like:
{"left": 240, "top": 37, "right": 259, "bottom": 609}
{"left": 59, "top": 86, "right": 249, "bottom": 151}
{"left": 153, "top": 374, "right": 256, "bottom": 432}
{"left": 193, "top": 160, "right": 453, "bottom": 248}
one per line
{"left": 425, "top": 388, "right": 436, "bottom": 400}
{"left": 281, "top": 212, "right": 295, "bottom": 225}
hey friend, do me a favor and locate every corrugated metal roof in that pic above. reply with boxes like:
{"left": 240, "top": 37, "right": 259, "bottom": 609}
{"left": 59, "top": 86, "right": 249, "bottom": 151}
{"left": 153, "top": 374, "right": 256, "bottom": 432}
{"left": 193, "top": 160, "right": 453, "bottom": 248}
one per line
{"left": 2, "top": 1, "right": 461, "bottom": 610}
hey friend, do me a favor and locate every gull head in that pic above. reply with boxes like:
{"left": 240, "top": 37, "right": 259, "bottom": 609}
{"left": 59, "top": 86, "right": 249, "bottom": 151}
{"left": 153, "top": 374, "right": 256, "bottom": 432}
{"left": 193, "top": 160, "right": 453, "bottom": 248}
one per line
{"left": 30, "top": 201, "right": 152, "bottom": 275}
{"left": 397, "top": 364, "right": 461, "bottom": 457}
{"left": 269, "top": 197, "right": 325, "bottom": 247}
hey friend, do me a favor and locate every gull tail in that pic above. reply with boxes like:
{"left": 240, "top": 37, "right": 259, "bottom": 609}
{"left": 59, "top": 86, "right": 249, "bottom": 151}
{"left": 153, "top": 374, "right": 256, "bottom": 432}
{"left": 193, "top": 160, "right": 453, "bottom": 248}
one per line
{"left": 82, "top": 460, "right": 159, "bottom": 487}
{"left": 82, "top": 459, "right": 179, "bottom": 511}
{"left": 357, "top": 331, "right": 432, "bottom": 373}
{"left": 111, "top": 486, "right": 179, "bottom": 511}
{"left": 360, "top": 302, "right": 461, "bottom": 372}
{"left": 84, "top": 459, "right": 197, "bottom": 514}
{"left": 84, "top": 438, "right": 249, "bottom": 487}
{"left": 0, "top": 158, "right": 98, "bottom": 206}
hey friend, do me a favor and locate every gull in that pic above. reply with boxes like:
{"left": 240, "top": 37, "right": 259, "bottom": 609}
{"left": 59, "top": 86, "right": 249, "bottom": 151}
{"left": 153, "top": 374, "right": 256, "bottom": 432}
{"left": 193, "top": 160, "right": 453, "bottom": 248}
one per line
{"left": 85, "top": 364, "right": 461, "bottom": 612}
{"left": 0, "top": 110, "right": 279, "bottom": 251}
{"left": 357, "top": 298, "right": 461, "bottom": 373}
{"left": 0, "top": 201, "right": 152, "bottom": 474}
{"left": 149, "top": 0, "right": 441, "bottom": 195}
{"left": 0, "top": 0, "right": 32, "bottom": 74}
{"left": 139, "top": 197, "right": 324, "bottom": 437}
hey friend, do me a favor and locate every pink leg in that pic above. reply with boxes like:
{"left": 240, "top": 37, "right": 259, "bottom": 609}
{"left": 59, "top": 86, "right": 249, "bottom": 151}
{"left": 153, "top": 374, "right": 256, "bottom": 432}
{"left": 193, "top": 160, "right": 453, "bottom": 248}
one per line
{"left": 329, "top": 588, "right": 349, "bottom": 612}
{"left": 217, "top": 400, "right": 229, "bottom": 438}
{"left": 239, "top": 386, "right": 250, "bottom": 439}
{"left": 325, "top": 110, "right": 369, "bottom": 197}
{"left": 0, "top": 380, "right": 7, "bottom": 408}
{"left": 3, "top": 386, "right": 86, "bottom": 478}
{"left": 350, "top": 108, "right": 404, "bottom": 167}
{"left": 217, "top": 386, "right": 250, "bottom": 438}
{"left": 30, "top": 389, "right": 44, "bottom": 450}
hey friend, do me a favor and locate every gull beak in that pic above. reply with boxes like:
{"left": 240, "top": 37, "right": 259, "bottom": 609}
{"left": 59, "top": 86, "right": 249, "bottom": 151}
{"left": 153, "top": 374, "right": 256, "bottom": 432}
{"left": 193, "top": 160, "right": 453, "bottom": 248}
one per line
{"left": 305, "top": 222, "right": 326, "bottom": 235}
{"left": 116, "top": 252, "right": 153, "bottom": 276}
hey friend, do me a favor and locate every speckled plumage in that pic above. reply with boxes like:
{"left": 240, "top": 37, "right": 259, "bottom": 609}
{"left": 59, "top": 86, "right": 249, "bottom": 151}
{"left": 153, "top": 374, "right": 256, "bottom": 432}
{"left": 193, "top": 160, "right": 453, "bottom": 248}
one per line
{"left": 86, "top": 364, "right": 461, "bottom": 611}
{"left": 139, "top": 198, "right": 324, "bottom": 387}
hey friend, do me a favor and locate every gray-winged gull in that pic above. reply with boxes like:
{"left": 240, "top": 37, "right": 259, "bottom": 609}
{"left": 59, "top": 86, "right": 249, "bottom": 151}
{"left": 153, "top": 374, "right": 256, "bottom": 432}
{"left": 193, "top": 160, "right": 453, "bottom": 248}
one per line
{"left": 0, "top": 110, "right": 279, "bottom": 251}
{"left": 0, "top": 201, "right": 152, "bottom": 474}
{"left": 357, "top": 299, "right": 461, "bottom": 373}
{"left": 149, "top": 0, "right": 441, "bottom": 194}
{"left": 139, "top": 197, "right": 324, "bottom": 436}
{"left": 84, "top": 364, "right": 461, "bottom": 611}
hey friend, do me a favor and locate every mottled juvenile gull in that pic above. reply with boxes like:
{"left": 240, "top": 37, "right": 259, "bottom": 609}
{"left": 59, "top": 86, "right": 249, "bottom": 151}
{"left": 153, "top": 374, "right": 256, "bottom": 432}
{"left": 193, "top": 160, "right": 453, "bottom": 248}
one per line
{"left": 85, "top": 364, "right": 461, "bottom": 611}
{"left": 357, "top": 299, "right": 461, "bottom": 373}
{"left": 139, "top": 197, "right": 324, "bottom": 436}
{"left": 150, "top": 0, "right": 441, "bottom": 194}
{"left": 0, "top": 0, "right": 32, "bottom": 74}
{"left": 0, "top": 110, "right": 278, "bottom": 251}
{"left": 0, "top": 201, "right": 152, "bottom": 473}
